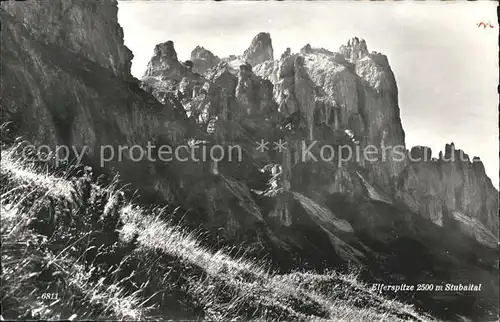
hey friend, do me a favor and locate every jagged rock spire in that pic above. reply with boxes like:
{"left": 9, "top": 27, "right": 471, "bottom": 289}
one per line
{"left": 339, "top": 37, "right": 369, "bottom": 63}
{"left": 155, "top": 40, "right": 178, "bottom": 60}
{"left": 242, "top": 32, "right": 274, "bottom": 67}
{"left": 190, "top": 45, "right": 220, "bottom": 75}
{"left": 143, "top": 40, "right": 203, "bottom": 81}
{"left": 280, "top": 47, "right": 291, "bottom": 59}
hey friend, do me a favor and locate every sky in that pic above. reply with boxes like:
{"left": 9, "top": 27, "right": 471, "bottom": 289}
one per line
{"left": 117, "top": 0, "right": 498, "bottom": 187}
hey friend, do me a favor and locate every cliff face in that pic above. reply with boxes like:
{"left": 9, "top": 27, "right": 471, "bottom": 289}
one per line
{"left": 143, "top": 40, "right": 199, "bottom": 82}
{"left": 141, "top": 32, "right": 497, "bottom": 250}
{"left": 242, "top": 32, "right": 274, "bottom": 67}
{"left": 1, "top": 0, "right": 134, "bottom": 80}
{"left": 190, "top": 46, "right": 221, "bottom": 75}
{"left": 255, "top": 38, "right": 407, "bottom": 197}
{"left": 140, "top": 40, "right": 211, "bottom": 113}
{"left": 250, "top": 37, "right": 497, "bottom": 247}
{"left": 396, "top": 144, "right": 498, "bottom": 247}
{"left": 1, "top": 0, "right": 188, "bottom": 200}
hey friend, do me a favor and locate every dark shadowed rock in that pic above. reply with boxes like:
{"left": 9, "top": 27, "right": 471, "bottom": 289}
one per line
{"left": 1, "top": 1, "right": 189, "bottom": 202}
{"left": 281, "top": 47, "right": 291, "bottom": 59}
{"left": 141, "top": 40, "right": 206, "bottom": 108}
{"left": 205, "top": 62, "right": 238, "bottom": 96}
{"left": 143, "top": 40, "right": 190, "bottom": 81}
{"left": 1, "top": 0, "right": 135, "bottom": 80}
{"left": 183, "top": 60, "right": 194, "bottom": 70}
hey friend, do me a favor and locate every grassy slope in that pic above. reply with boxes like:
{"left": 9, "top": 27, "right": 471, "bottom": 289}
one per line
{"left": 0, "top": 143, "right": 437, "bottom": 321}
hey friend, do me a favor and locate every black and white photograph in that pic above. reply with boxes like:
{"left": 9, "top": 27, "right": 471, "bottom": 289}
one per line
{"left": 0, "top": 0, "right": 498, "bottom": 321}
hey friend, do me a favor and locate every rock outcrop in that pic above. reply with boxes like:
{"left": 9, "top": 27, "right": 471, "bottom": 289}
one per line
{"left": 1, "top": 0, "right": 188, "bottom": 201}
{"left": 143, "top": 42, "right": 277, "bottom": 124}
{"left": 242, "top": 32, "right": 274, "bottom": 67}
{"left": 339, "top": 37, "right": 369, "bottom": 63}
{"left": 396, "top": 143, "right": 498, "bottom": 246}
{"left": 143, "top": 40, "right": 197, "bottom": 81}
{"left": 255, "top": 38, "right": 407, "bottom": 197}
{"left": 235, "top": 63, "right": 275, "bottom": 115}
{"left": 190, "top": 46, "right": 221, "bottom": 75}
{"left": 140, "top": 40, "right": 206, "bottom": 112}
{"left": 1, "top": 0, "right": 134, "bottom": 80}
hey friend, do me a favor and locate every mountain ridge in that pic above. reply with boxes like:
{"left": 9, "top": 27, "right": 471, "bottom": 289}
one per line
{"left": 1, "top": 1, "right": 498, "bottom": 320}
{"left": 140, "top": 32, "right": 498, "bottom": 246}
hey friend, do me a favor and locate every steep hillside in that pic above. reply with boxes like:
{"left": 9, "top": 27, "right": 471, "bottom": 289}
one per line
{"left": 1, "top": 1, "right": 498, "bottom": 321}
{"left": 1, "top": 144, "right": 438, "bottom": 321}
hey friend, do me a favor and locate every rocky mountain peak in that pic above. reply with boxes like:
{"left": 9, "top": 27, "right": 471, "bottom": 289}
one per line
{"left": 190, "top": 45, "right": 221, "bottom": 75}
{"left": 242, "top": 32, "right": 274, "bottom": 67}
{"left": 154, "top": 40, "right": 178, "bottom": 60}
{"left": 191, "top": 45, "right": 215, "bottom": 60}
{"left": 143, "top": 40, "right": 201, "bottom": 82}
{"left": 339, "top": 37, "right": 369, "bottom": 62}
{"left": 251, "top": 36, "right": 407, "bottom": 190}
{"left": 300, "top": 43, "right": 313, "bottom": 54}
{"left": 281, "top": 47, "right": 291, "bottom": 59}
{"left": 472, "top": 157, "right": 487, "bottom": 176}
